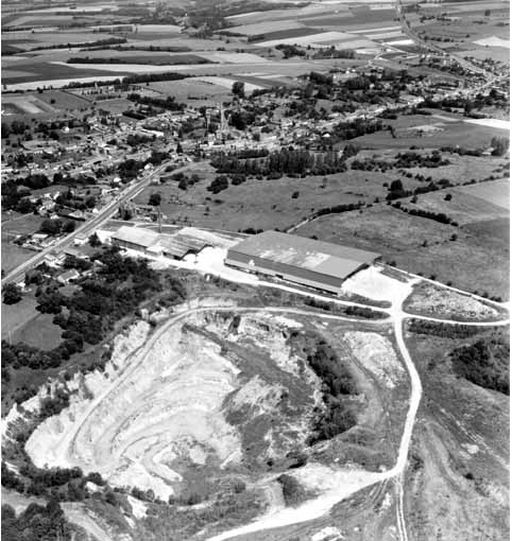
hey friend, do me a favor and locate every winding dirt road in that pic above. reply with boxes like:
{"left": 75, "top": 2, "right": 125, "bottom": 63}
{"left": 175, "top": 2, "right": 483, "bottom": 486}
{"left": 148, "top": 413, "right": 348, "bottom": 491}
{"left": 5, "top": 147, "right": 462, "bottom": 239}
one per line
{"left": 207, "top": 279, "right": 509, "bottom": 541}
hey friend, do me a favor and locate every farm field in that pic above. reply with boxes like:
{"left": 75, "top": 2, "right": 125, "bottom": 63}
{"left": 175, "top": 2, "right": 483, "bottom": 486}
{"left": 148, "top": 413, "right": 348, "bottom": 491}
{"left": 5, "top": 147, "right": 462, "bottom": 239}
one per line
{"left": 455, "top": 178, "right": 510, "bottom": 209}
{"left": 402, "top": 185, "right": 509, "bottom": 225}
{"left": 295, "top": 206, "right": 509, "bottom": 298}
{"left": 147, "top": 79, "right": 232, "bottom": 103}
{"left": 2, "top": 61, "right": 129, "bottom": 85}
{"left": 351, "top": 118, "right": 508, "bottom": 150}
{"left": 65, "top": 53, "right": 216, "bottom": 66}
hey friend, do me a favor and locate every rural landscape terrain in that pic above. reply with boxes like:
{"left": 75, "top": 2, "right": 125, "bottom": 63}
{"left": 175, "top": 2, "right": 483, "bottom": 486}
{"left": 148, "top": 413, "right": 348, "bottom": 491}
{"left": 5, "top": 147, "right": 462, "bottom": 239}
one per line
{"left": 1, "top": 0, "right": 510, "bottom": 539}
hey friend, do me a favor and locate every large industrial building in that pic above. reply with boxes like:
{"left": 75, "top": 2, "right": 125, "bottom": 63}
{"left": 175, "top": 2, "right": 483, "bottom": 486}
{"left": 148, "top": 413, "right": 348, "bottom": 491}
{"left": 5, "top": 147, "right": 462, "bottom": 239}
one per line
{"left": 225, "top": 231, "right": 380, "bottom": 294}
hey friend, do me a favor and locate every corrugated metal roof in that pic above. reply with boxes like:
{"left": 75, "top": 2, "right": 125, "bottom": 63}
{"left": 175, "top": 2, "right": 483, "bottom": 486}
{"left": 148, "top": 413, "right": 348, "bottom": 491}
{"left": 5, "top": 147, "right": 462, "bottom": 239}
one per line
{"left": 111, "top": 226, "right": 159, "bottom": 248}
{"left": 229, "top": 231, "right": 380, "bottom": 280}
{"left": 155, "top": 231, "right": 212, "bottom": 258}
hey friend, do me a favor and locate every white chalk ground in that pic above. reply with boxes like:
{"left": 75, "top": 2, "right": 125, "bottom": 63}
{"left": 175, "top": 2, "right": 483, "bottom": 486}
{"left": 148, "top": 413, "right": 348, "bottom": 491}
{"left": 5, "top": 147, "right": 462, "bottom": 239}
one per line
{"left": 26, "top": 316, "right": 243, "bottom": 500}
{"left": 473, "top": 36, "right": 510, "bottom": 48}
{"left": 386, "top": 38, "right": 415, "bottom": 46}
{"left": 312, "top": 526, "right": 344, "bottom": 541}
{"left": 463, "top": 117, "right": 510, "bottom": 130}
{"left": 341, "top": 266, "right": 409, "bottom": 304}
{"left": 127, "top": 495, "right": 148, "bottom": 519}
{"left": 149, "top": 246, "right": 260, "bottom": 286}
{"left": 344, "top": 331, "right": 405, "bottom": 389}
{"left": 209, "top": 463, "right": 388, "bottom": 541}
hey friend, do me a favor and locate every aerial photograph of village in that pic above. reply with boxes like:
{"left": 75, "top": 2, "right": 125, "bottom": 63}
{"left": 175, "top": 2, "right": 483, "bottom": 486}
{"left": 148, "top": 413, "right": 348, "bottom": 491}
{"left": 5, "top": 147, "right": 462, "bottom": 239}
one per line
{"left": 0, "top": 0, "right": 510, "bottom": 539}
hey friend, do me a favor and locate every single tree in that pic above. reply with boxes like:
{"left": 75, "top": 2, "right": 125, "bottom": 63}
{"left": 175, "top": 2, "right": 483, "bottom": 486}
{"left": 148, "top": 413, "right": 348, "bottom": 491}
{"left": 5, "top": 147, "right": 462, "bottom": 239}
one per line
{"left": 232, "top": 81, "right": 245, "bottom": 99}
{"left": 89, "top": 232, "right": 102, "bottom": 247}
{"left": 148, "top": 193, "right": 162, "bottom": 206}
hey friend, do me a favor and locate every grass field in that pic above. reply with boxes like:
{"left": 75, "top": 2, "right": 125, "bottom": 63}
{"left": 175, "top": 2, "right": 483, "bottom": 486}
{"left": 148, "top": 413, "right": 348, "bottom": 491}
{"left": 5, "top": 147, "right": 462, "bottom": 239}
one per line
{"left": 33, "top": 89, "right": 92, "bottom": 110}
{"left": 2, "top": 213, "right": 45, "bottom": 236}
{"left": 1, "top": 244, "right": 35, "bottom": 274}
{"left": 401, "top": 186, "right": 509, "bottom": 225}
{"left": 351, "top": 118, "right": 507, "bottom": 150}
{"left": 1, "top": 214, "right": 43, "bottom": 273}
{"left": 455, "top": 179, "right": 510, "bottom": 210}
{"left": 13, "top": 312, "right": 63, "bottom": 351}
{"left": 1, "top": 295, "right": 38, "bottom": 339}
{"left": 135, "top": 163, "right": 432, "bottom": 232}
{"left": 295, "top": 206, "right": 509, "bottom": 298}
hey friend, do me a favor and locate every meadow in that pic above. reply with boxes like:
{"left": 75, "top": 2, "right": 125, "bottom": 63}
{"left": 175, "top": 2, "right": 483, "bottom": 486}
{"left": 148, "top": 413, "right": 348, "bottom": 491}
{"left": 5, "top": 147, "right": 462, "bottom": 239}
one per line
{"left": 295, "top": 205, "right": 509, "bottom": 298}
{"left": 12, "top": 313, "right": 63, "bottom": 351}
{"left": 135, "top": 162, "right": 448, "bottom": 233}
{"left": 455, "top": 179, "right": 510, "bottom": 209}
{"left": 351, "top": 117, "right": 507, "bottom": 150}
{"left": 401, "top": 184, "right": 509, "bottom": 225}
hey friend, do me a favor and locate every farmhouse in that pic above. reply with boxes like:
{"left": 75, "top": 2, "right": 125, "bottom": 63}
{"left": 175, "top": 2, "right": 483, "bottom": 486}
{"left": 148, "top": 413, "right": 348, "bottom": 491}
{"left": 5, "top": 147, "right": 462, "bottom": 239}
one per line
{"left": 225, "top": 231, "right": 380, "bottom": 294}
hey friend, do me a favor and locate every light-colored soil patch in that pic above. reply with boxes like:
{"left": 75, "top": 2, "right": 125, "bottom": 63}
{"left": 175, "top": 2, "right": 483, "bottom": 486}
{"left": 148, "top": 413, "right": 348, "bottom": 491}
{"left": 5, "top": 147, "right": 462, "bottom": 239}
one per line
{"left": 343, "top": 331, "right": 405, "bottom": 389}
{"left": 341, "top": 266, "right": 409, "bottom": 304}
{"left": 473, "top": 36, "right": 510, "bottom": 48}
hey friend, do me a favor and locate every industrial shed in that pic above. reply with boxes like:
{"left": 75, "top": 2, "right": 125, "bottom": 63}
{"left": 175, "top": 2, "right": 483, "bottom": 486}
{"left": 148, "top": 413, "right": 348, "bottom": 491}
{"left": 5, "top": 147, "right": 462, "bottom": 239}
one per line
{"left": 110, "top": 225, "right": 215, "bottom": 259}
{"left": 225, "top": 231, "right": 380, "bottom": 294}
{"left": 111, "top": 226, "right": 159, "bottom": 253}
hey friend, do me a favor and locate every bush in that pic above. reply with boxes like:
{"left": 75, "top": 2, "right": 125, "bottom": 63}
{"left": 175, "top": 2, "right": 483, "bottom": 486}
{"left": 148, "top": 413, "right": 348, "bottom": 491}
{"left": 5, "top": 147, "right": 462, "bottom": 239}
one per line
{"left": 277, "top": 474, "right": 306, "bottom": 506}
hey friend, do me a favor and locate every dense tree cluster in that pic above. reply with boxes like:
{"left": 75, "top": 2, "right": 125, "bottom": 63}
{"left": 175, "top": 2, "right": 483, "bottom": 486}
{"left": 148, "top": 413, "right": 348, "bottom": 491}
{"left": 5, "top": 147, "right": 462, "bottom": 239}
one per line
{"left": 275, "top": 44, "right": 306, "bottom": 59}
{"left": 2, "top": 501, "right": 72, "bottom": 541}
{"left": 3, "top": 250, "right": 185, "bottom": 386}
{"left": 352, "top": 150, "right": 450, "bottom": 173}
{"left": 127, "top": 93, "right": 185, "bottom": 112}
{"left": 288, "top": 332, "right": 357, "bottom": 444}
{"left": 332, "top": 118, "right": 383, "bottom": 141}
{"left": 314, "top": 47, "right": 355, "bottom": 59}
{"left": 450, "top": 335, "right": 509, "bottom": 394}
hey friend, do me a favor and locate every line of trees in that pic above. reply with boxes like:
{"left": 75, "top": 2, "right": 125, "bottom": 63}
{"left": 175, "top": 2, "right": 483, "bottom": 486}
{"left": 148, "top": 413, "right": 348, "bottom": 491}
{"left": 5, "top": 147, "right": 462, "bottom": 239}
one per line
{"left": 211, "top": 148, "right": 347, "bottom": 177}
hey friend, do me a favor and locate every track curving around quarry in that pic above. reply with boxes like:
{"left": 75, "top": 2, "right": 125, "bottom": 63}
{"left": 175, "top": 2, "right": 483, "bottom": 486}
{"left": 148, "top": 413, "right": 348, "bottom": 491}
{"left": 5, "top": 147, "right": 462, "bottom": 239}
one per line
{"left": 207, "top": 280, "right": 509, "bottom": 541}
{"left": 22, "top": 277, "right": 509, "bottom": 541}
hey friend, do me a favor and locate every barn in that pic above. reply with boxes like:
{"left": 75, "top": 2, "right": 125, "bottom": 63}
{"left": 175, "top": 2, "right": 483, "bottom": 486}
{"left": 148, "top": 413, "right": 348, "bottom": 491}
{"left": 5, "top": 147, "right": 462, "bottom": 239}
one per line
{"left": 225, "top": 231, "right": 380, "bottom": 294}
